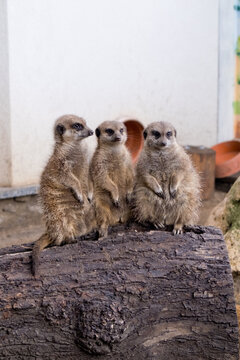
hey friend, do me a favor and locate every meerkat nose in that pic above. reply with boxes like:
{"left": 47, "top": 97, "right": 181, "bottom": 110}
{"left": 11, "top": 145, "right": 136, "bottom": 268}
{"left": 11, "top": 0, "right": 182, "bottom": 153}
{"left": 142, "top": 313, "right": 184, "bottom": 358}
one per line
{"left": 115, "top": 136, "right": 121, "bottom": 141}
{"left": 161, "top": 142, "right": 167, "bottom": 147}
{"left": 88, "top": 130, "right": 94, "bottom": 136}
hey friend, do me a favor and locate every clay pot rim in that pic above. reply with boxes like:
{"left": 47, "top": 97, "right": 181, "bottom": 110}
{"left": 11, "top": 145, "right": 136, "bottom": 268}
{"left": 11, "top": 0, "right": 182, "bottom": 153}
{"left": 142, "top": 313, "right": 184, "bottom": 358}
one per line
{"left": 123, "top": 119, "right": 144, "bottom": 163}
{"left": 211, "top": 140, "right": 240, "bottom": 178}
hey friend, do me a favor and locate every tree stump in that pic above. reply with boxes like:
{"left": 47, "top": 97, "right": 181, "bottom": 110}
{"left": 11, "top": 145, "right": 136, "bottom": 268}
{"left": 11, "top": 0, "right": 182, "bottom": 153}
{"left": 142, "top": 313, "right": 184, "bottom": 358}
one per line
{"left": 0, "top": 224, "right": 239, "bottom": 360}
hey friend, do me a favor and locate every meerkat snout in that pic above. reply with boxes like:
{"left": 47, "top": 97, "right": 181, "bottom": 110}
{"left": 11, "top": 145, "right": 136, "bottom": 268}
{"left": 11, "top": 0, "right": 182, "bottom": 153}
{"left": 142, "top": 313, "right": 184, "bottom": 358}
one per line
{"left": 55, "top": 115, "right": 94, "bottom": 143}
{"left": 95, "top": 122, "right": 127, "bottom": 145}
{"left": 144, "top": 121, "right": 177, "bottom": 150}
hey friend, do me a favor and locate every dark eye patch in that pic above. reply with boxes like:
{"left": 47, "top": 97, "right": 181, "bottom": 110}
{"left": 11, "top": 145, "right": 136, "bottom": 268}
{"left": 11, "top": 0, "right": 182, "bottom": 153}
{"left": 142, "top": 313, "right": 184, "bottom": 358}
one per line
{"left": 151, "top": 130, "right": 161, "bottom": 139}
{"left": 95, "top": 128, "right": 101, "bottom": 137}
{"left": 166, "top": 131, "right": 172, "bottom": 138}
{"left": 72, "top": 122, "right": 84, "bottom": 131}
{"left": 56, "top": 124, "right": 65, "bottom": 136}
{"left": 105, "top": 128, "right": 114, "bottom": 135}
{"left": 120, "top": 128, "right": 124, "bottom": 134}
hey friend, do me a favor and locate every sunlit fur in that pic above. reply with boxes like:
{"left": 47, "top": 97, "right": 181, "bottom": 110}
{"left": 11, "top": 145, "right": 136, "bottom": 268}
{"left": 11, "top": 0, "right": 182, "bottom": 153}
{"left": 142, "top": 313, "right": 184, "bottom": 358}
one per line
{"left": 131, "top": 121, "right": 201, "bottom": 234}
{"left": 90, "top": 120, "right": 135, "bottom": 239}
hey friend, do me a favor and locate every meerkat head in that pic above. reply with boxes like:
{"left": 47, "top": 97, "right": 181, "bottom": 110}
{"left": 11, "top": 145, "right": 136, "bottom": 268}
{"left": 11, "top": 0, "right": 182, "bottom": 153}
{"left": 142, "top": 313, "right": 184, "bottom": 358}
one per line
{"left": 143, "top": 121, "right": 177, "bottom": 150}
{"left": 54, "top": 115, "right": 93, "bottom": 144}
{"left": 95, "top": 121, "right": 127, "bottom": 146}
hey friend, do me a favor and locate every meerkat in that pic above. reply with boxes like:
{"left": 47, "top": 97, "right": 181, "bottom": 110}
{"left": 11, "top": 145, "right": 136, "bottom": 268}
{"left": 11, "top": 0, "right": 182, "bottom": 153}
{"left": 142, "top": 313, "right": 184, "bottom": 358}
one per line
{"left": 131, "top": 121, "right": 201, "bottom": 234}
{"left": 32, "top": 114, "right": 94, "bottom": 276}
{"left": 90, "top": 120, "right": 134, "bottom": 239}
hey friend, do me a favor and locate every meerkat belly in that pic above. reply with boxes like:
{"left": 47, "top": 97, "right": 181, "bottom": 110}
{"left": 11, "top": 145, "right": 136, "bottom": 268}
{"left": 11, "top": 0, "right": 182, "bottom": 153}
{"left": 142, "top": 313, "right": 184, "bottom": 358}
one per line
{"left": 112, "top": 171, "right": 127, "bottom": 198}
{"left": 41, "top": 184, "right": 88, "bottom": 218}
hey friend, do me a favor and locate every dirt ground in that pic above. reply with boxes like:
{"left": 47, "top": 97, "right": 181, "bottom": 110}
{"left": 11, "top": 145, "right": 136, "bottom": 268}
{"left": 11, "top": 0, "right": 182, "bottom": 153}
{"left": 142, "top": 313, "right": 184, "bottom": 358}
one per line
{"left": 0, "top": 190, "right": 226, "bottom": 249}
{"left": 0, "top": 195, "right": 44, "bottom": 248}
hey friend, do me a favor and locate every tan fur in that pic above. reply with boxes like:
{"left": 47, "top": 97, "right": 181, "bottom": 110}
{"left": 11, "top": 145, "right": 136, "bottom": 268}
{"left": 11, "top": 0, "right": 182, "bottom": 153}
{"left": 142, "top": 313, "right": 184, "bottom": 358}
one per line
{"left": 131, "top": 121, "right": 201, "bottom": 234}
{"left": 32, "top": 115, "right": 95, "bottom": 276}
{"left": 90, "top": 120, "right": 134, "bottom": 238}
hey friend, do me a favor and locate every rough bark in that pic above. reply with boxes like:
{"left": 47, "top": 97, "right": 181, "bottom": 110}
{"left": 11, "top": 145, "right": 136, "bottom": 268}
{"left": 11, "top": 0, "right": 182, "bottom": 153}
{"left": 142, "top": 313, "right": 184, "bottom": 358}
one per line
{"left": 0, "top": 224, "right": 239, "bottom": 360}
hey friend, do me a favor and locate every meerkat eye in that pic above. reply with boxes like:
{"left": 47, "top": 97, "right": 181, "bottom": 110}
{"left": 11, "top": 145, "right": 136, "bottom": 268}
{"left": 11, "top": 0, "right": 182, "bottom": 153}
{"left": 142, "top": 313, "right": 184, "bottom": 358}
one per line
{"left": 120, "top": 128, "right": 124, "bottom": 134}
{"left": 105, "top": 128, "right": 114, "bottom": 136}
{"left": 166, "top": 131, "right": 172, "bottom": 138}
{"left": 152, "top": 130, "right": 161, "bottom": 139}
{"left": 72, "top": 123, "right": 84, "bottom": 131}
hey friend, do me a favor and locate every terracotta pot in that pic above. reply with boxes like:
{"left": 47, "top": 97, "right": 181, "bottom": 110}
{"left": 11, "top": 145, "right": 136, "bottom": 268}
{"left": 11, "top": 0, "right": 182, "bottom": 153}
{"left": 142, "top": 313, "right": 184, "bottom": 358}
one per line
{"left": 211, "top": 140, "right": 240, "bottom": 178}
{"left": 124, "top": 120, "right": 144, "bottom": 163}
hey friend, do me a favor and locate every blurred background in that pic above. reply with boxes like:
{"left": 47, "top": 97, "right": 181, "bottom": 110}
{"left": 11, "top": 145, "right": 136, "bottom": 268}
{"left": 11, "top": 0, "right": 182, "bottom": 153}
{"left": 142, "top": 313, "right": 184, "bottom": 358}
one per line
{"left": 0, "top": 0, "right": 237, "bottom": 188}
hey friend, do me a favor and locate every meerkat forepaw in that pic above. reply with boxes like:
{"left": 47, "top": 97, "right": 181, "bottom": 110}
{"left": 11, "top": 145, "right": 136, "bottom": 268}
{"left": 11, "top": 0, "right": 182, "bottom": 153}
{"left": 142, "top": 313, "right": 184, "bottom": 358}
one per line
{"left": 126, "top": 192, "right": 132, "bottom": 204}
{"left": 155, "top": 191, "right": 165, "bottom": 199}
{"left": 77, "top": 194, "right": 84, "bottom": 204}
{"left": 170, "top": 189, "right": 177, "bottom": 199}
{"left": 87, "top": 192, "right": 93, "bottom": 203}
{"left": 87, "top": 196, "right": 92, "bottom": 203}
{"left": 112, "top": 199, "right": 120, "bottom": 208}
{"left": 72, "top": 190, "right": 84, "bottom": 204}
{"left": 71, "top": 188, "right": 83, "bottom": 203}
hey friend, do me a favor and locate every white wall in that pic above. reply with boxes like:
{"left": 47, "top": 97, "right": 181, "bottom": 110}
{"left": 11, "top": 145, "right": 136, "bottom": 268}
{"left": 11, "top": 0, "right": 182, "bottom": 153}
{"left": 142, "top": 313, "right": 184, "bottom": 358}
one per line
{"left": 0, "top": 0, "right": 234, "bottom": 186}
{"left": 218, "top": 0, "right": 235, "bottom": 142}
{"left": 0, "top": 0, "right": 11, "bottom": 186}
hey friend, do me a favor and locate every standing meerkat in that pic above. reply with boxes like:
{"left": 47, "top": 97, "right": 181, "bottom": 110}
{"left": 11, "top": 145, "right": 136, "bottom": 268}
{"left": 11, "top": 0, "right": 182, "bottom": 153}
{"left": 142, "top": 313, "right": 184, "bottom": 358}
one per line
{"left": 32, "top": 114, "right": 94, "bottom": 276}
{"left": 90, "top": 120, "right": 134, "bottom": 239}
{"left": 131, "top": 121, "right": 201, "bottom": 234}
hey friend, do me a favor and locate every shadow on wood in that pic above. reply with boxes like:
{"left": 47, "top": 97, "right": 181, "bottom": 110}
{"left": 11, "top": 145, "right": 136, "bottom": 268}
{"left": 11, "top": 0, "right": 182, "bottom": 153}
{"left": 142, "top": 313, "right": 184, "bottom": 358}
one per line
{"left": 0, "top": 224, "right": 239, "bottom": 359}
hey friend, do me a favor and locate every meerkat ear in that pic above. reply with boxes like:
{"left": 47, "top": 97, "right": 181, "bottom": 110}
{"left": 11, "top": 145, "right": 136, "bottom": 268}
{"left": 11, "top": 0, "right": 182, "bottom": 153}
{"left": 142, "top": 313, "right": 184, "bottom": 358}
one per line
{"left": 95, "top": 128, "right": 101, "bottom": 137}
{"left": 174, "top": 129, "right": 177, "bottom": 137}
{"left": 143, "top": 130, "right": 147, "bottom": 139}
{"left": 56, "top": 124, "right": 65, "bottom": 136}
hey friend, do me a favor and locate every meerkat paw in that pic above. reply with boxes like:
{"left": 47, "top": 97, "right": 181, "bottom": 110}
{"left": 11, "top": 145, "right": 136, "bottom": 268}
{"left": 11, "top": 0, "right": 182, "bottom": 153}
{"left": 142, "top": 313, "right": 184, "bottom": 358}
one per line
{"left": 173, "top": 224, "right": 183, "bottom": 235}
{"left": 112, "top": 198, "right": 120, "bottom": 208}
{"left": 87, "top": 192, "right": 93, "bottom": 203}
{"left": 126, "top": 192, "right": 132, "bottom": 204}
{"left": 76, "top": 194, "right": 84, "bottom": 204}
{"left": 169, "top": 188, "right": 177, "bottom": 199}
{"left": 72, "top": 189, "right": 84, "bottom": 204}
{"left": 98, "top": 228, "right": 108, "bottom": 240}
{"left": 153, "top": 222, "right": 165, "bottom": 229}
{"left": 155, "top": 191, "right": 165, "bottom": 199}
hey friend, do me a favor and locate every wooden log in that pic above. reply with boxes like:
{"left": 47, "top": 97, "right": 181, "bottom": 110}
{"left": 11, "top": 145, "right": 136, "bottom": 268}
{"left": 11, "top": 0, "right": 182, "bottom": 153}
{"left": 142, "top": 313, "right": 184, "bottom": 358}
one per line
{"left": 0, "top": 224, "right": 238, "bottom": 360}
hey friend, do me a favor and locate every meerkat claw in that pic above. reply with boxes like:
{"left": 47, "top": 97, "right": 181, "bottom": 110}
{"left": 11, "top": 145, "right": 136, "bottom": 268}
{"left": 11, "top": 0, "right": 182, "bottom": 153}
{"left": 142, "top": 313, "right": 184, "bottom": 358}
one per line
{"left": 71, "top": 189, "right": 84, "bottom": 204}
{"left": 173, "top": 228, "right": 183, "bottom": 235}
{"left": 170, "top": 189, "right": 177, "bottom": 199}
{"left": 126, "top": 193, "right": 132, "bottom": 204}
{"left": 155, "top": 191, "right": 165, "bottom": 199}
{"left": 77, "top": 195, "right": 84, "bottom": 204}
{"left": 154, "top": 222, "right": 165, "bottom": 229}
{"left": 113, "top": 199, "right": 120, "bottom": 208}
{"left": 87, "top": 193, "right": 93, "bottom": 203}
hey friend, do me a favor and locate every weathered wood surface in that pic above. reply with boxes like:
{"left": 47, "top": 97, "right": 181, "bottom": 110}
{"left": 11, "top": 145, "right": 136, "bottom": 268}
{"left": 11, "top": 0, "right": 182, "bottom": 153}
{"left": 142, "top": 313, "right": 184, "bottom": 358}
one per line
{"left": 0, "top": 224, "right": 239, "bottom": 360}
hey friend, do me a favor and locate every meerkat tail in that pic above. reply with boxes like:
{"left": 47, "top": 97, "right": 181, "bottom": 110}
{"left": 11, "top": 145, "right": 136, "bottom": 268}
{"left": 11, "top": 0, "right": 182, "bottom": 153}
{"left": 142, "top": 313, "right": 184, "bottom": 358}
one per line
{"left": 31, "top": 233, "right": 51, "bottom": 277}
